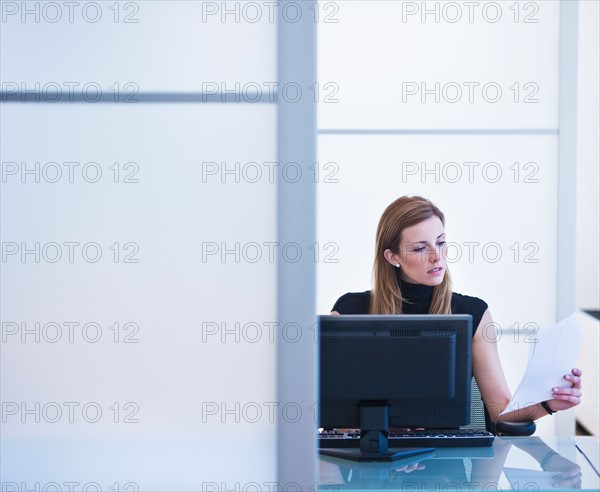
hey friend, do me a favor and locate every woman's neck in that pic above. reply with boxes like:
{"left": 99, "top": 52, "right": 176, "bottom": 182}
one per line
{"left": 396, "top": 270, "right": 434, "bottom": 314}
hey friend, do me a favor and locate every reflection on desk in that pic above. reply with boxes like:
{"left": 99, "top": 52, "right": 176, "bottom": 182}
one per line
{"left": 319, "top": 436, "right": 600, "bottom": 491}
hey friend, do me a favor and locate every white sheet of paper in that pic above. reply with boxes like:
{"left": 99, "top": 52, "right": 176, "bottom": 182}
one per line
{"left": 500, "top": 313, "right": 581, "bottom": 415}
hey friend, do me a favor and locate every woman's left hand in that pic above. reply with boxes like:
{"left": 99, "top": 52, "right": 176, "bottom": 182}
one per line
{"left": 547, "top": 368, "right": 582, "bottom": 412}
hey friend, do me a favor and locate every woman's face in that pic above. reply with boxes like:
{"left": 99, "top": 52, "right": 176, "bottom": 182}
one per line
{"left": 385, "top": 215, "right": 447, "bottom": 286}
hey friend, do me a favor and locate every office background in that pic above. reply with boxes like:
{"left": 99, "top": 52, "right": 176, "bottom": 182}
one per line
{"left": 1, "top": 0, "right": 598, "bottom": 488}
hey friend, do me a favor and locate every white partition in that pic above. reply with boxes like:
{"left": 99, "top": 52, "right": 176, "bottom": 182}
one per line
{"left": 1, "top": 102, "right": 278, "bottom": 485}
{"left": 1, "top": 1, "right": 276, "bottom": 91}
{"left": 1, "top": 2, "right": 280, "bottom": 488}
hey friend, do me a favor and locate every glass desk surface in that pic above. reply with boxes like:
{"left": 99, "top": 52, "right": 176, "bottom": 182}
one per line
{"left": 2, "top": 435, "right": 598, "bottom": 491}
{"left": 318, "top": 436, "right": 600, "bottom": 491}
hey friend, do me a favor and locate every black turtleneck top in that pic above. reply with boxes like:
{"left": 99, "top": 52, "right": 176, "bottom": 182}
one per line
{"left": 331, "top": 275, "right": 488, "bottom": 334}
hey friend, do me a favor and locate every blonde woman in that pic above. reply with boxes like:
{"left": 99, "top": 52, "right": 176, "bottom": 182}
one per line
{"left": 331, "top": 195, "right": 582, "bottom": 425}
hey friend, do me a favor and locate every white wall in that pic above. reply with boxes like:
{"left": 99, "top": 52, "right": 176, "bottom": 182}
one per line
{"left": 316, "top": 0, "right": 585, "bottom": 437}
{"left": 576, "top": 0, "right": 600, "bottom": 311}
{"left": 575, "top": 0, "right": 600, "bottom": 437}
{"left": 317, "top": 0, "right": 560, "bottom": 325}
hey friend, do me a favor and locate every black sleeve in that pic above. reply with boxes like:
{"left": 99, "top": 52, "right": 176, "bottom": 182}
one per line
{"left": 331, "top": 291, "right": 371, "bottom": 315}
{"left": 451, "top": 293, "right": 489, "bottom": 334}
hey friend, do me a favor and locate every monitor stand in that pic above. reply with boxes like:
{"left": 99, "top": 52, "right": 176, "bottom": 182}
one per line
{"left": 319, "top": 401, "right": 434, "bottom": 462}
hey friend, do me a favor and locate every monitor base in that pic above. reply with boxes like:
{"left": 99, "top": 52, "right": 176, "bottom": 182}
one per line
{"left": 319, "top": 446, "right": 435, "bottom": 462}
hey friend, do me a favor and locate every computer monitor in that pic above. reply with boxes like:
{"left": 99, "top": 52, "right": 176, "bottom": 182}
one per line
{"left": 319, "top": 314, "right": 473, "bottom": 461}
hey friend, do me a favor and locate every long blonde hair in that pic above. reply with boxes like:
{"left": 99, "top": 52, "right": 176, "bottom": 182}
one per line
{"left": 369, "top": 196, "right": 453, "bottom": 315}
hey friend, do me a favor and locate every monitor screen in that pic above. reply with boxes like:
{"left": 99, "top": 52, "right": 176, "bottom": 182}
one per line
{"left": 319, "top": 314, "right": 473, "bottom": 430}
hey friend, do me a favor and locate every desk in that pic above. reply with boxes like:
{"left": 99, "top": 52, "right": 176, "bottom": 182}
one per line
{"left": 2, "top": 435, "right": 598, "bottom": 490}
{"left": 319, "top": 436, "right": 600, "bottom": 491}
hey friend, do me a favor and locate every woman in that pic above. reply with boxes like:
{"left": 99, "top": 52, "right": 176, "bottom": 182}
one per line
{"left": 331, "top": 195, "right": 582, "bottom": 424}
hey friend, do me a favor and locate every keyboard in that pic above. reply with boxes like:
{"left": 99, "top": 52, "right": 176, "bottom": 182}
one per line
{"left": 318, "top": 428, "right": 494, "bottom": 448}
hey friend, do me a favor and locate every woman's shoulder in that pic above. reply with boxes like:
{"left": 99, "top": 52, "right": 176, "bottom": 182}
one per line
{"left": 331, "top": 291, "right": 372, "bottom": 314}
{"left": 451, "top": 292, "right": 489, "bottom": 331}
{"left": 451, "top": 292, "right": 488, "bottom": 311}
